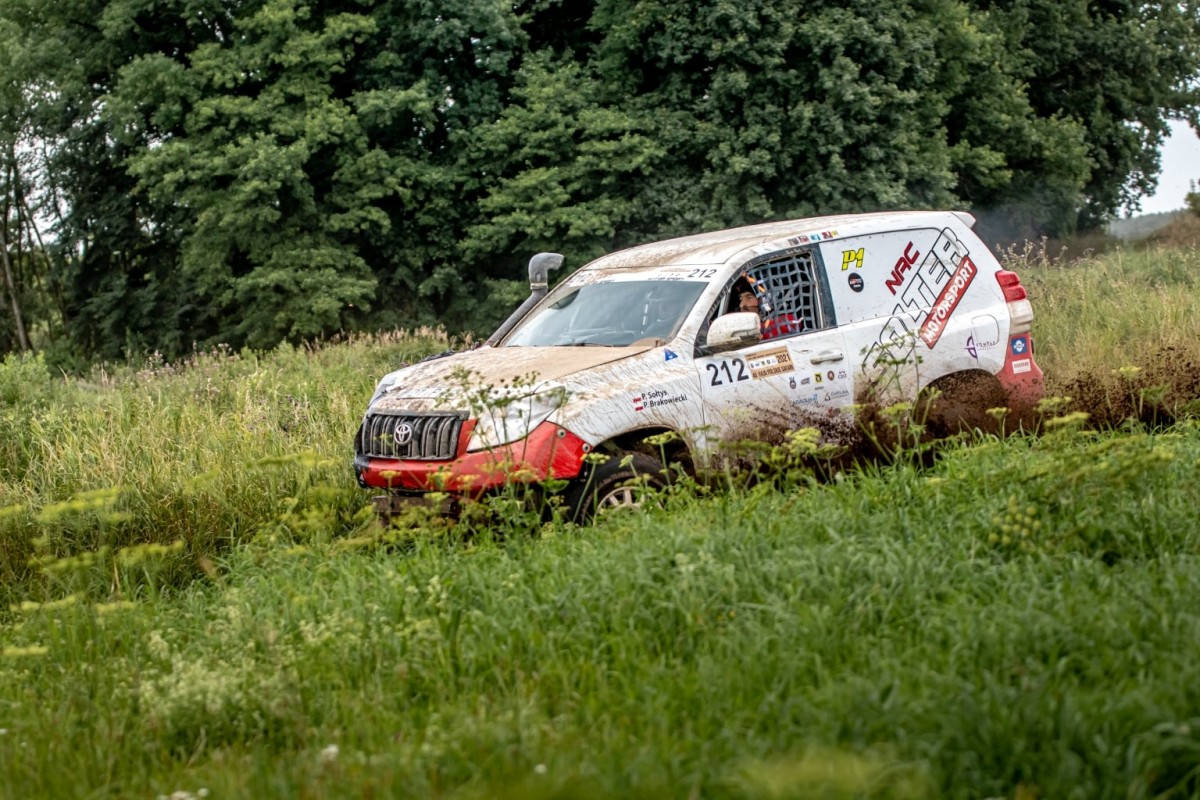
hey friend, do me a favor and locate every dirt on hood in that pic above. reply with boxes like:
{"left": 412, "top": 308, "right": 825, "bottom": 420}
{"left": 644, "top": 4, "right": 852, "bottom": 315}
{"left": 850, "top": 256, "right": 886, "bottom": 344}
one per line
{"left": 371, "top": 344, "right": 654, "bottom": 411}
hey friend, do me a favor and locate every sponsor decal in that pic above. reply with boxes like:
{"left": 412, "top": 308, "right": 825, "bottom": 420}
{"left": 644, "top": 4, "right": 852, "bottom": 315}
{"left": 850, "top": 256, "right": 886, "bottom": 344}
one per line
{"left": 837, "top": 369, "right": 847, "bottom": 379}
{"left": 747, "top": 347, "right": 795, "bottom": 378}
{"left": 664, "top": 348, "right": 679, "bottom": 361}
{"left": 792, "top": 393, "right": 820, "bottom": 406}
{"left": 863, "top": 228, "right": 972, "bottom": 373}
{"left": 966, "top": 335, "right": 977, "bottom": 359}
{"left": 633, "top": 388, "right": 687, "bottom": 412}
{"left": 1012, "top": 358, "right": 1032, "bottom": 374}
{"left": 841, "top": 248, "right": 864, "bottom": 271}
{"left": 786, "top": 230, "right": 838, "bottom": 247}
{"left": 801, "top": 376, "right": 811, "bottom": 386}
{"left": 605, "top": 267, "right": 718, "bottom": 282}
{"left": 789, "top": 376, "right": 797, "bottom": 389}
{"left": 814, "top": 372, "right": 823, "bottom": 384}
{"left": 1011, "top": 336, "right": 1029, "bottom": 356}
{"left": 826, "top": 370, "right": 835, "bottom": 381}
{"left": 848, "top": 273, "right": 864, "bottom": 292}
{"left": 824, "top": 389, "right": 851, "bottom": 402}
{"left": 918, "top": 255, "right": 978, "bottom": 348}
{"left": 971, "top": 315, "right": 1000, "bottom": 350}
{"left": 885, "top": 242, "right": 921, "bottom": 295}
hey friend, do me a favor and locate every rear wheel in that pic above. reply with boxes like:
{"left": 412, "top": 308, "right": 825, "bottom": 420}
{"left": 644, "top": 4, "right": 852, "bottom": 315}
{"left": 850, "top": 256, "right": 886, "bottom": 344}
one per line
{"left": 920, "top": 372, "right": 1008, "bottom": 437}
{"left": 563, "top": 452, "right": 668, "bottom": 523}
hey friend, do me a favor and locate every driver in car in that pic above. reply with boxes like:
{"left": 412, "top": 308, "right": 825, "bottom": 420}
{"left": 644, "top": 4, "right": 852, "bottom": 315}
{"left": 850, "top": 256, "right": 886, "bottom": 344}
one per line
{"left": 730, "top": 278, "right": 801, "bottom": 340}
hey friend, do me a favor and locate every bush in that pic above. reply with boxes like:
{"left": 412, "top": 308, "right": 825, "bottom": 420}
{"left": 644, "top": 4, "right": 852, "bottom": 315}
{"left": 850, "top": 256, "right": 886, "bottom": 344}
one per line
{"left": 0, "top": 351, "right": 53, "bottom": 407}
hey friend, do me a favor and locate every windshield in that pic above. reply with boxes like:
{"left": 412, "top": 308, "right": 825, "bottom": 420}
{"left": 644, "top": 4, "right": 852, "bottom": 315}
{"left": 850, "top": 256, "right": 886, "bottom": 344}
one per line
{"left": 504, "top": 280, "right": 708, "bottom": 347}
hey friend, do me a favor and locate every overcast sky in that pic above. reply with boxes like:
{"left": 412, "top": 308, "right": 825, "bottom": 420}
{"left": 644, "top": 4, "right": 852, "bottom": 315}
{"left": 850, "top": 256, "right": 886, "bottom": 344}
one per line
{"left": 1138, "top": 119, "right": 1200, "bottom": 215}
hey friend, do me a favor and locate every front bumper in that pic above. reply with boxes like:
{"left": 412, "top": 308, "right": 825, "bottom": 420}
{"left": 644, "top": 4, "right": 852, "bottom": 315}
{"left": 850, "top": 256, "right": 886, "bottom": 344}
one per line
{"left": 354, "top": 420, "right": 589, "bottom": 494}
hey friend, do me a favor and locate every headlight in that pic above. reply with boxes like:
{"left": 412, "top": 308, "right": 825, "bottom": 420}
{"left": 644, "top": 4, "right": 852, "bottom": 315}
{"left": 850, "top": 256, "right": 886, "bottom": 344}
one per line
{"left": 467, "top": 384, "right": 570, "bottom": 451}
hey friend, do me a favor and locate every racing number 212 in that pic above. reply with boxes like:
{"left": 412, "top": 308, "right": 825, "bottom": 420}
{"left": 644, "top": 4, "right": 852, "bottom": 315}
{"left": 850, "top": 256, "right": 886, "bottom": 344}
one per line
{"left": 706, "top": 357, "right": 749, "bottom": 386}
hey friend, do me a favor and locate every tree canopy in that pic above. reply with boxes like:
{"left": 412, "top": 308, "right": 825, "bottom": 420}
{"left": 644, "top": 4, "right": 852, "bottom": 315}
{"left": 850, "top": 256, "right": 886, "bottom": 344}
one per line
{"left": 1, "top": 0, "right": 1197, "bottom": 363}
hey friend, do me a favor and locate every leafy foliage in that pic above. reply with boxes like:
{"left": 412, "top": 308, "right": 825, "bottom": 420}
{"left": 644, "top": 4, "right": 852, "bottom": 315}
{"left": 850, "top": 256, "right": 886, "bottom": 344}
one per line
{"left": 0, "top": 0, "right": 1197, "bottom": 360}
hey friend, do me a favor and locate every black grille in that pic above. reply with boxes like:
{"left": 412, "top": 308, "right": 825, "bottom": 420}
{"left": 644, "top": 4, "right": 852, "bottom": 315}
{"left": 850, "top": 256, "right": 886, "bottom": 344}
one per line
{"left": 356, "top": 411, "right": 466, "bottom": 460}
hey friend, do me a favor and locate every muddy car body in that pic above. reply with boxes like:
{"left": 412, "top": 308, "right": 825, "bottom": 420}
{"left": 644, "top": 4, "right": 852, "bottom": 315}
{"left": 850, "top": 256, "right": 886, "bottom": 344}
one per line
{"left": 354, "top": 211, "right": 1043, "bottom": 518}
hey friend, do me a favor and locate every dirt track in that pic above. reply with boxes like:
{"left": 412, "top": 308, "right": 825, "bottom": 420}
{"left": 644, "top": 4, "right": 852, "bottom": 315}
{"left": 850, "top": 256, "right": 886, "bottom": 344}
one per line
{"left": 1052, "top": 345, "right": 1200, "bottom": 429}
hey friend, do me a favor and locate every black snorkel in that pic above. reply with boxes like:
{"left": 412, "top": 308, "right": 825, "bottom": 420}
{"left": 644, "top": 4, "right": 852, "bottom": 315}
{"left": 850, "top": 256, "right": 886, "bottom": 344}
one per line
{"left": 484, "top": 252, "right": 564, "bottom": 346}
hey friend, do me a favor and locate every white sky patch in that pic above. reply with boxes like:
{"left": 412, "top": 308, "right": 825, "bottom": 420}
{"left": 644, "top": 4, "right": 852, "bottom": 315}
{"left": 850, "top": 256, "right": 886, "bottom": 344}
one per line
{"left": 1138, "top": 119, "right": 1200, "bottom": 215}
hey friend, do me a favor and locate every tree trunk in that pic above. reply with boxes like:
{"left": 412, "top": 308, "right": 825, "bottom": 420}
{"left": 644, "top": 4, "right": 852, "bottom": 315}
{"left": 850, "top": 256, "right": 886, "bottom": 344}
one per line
{"left": 0, "top": 212, "right": 31, "bottom": 353}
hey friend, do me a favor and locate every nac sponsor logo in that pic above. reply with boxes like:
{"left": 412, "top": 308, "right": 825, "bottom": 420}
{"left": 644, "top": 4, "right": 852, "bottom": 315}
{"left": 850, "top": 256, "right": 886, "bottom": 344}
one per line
{"left": 885, "top": 242, "right": 921, "bottom": 295}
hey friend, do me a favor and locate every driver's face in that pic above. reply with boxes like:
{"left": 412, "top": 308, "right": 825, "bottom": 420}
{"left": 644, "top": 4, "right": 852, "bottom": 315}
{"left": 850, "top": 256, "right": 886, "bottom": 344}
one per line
{"left": 738, "top": 291, "right": 758, "bottom": 313}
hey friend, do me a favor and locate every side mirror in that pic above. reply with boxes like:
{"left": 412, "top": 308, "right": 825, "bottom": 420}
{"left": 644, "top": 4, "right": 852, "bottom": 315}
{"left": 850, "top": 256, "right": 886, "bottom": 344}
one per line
{"left": 528, "top": 253, "right": 564, "bottom": 290}
{"left": 705, "top": 312, "right": 762, "bottom": 352}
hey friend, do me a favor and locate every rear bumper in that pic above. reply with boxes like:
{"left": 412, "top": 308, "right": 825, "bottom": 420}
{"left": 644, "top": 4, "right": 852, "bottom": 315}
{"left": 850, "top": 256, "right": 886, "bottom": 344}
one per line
{"left": 996, "top": 333, "right": 1044, "bottom": 411}
{"left": 355, "top": 420, "right": 589, "bottom": 493}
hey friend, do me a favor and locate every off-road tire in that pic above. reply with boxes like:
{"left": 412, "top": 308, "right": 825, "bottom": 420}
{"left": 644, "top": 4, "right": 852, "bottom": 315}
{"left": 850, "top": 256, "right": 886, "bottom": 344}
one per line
{"left": 921, "top": 371, "right": 1008, "bottom": 437}
{"left": 563, "top": 452, "right": 668, "bottom": 523}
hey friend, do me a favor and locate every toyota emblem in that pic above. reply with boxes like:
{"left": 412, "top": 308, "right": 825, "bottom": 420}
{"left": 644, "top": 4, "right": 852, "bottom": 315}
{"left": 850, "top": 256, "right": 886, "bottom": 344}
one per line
{"left": 393, "top": 422, "right": 414, "bottom": 446}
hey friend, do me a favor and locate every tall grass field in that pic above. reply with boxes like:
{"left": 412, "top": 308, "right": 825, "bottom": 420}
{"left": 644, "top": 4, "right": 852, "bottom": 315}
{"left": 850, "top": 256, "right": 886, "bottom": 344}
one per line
{"left": 1, "top": 233, "right": 1199, "bottom": 799}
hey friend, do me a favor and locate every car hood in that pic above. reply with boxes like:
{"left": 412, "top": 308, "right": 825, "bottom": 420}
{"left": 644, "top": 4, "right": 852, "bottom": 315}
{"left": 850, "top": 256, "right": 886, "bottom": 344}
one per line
{"left": 369, "top": 344, "right": 656, "bottom": 412}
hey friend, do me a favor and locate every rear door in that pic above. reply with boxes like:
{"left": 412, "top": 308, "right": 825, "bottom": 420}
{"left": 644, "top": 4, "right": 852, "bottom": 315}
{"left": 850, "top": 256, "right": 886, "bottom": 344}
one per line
{"left": 818, "top": 224, "right": 990, "bottom": 406}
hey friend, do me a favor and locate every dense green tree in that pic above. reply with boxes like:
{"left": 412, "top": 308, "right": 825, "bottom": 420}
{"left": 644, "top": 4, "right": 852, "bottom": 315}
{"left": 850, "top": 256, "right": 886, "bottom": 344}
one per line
{"left": 963, "top": 0, "right": 1200, "bottom": 236}
{"left": 592, "top": 0, "right": 969, "bottom": 230}
{"left": 0, "top": 0, "right": 1196, "bottom": 361}
{"left": 0, "top": 0, "right": 216, "bottom": 361}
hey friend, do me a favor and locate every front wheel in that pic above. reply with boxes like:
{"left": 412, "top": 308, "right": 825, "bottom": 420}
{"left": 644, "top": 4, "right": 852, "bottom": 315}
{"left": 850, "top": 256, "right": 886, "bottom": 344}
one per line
{"left": 563, "top": 452, "right": 668, "bottom": 523}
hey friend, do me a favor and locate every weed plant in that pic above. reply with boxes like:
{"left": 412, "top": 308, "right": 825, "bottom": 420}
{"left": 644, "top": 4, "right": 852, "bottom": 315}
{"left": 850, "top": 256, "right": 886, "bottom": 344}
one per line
{"left": 0, "top": 329, "right": 450, "bottom": 606}
{"left": 0, "top": 243, "right": 1198, "bottom": 798}
{"left": 2, "top": 420, "right": 1200, "bottom": 798}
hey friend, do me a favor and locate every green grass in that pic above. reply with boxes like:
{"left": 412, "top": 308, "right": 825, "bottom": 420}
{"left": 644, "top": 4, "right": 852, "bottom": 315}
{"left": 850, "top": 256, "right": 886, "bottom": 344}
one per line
{"left": 1011, "top": 236, "right": 1200, "bottom": 424}
{"left": 0, "top": 244, "right": 1198, "bottom": 799}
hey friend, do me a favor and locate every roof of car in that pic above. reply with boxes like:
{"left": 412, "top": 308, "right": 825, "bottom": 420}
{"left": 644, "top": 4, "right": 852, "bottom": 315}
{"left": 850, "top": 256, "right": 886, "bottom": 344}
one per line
{"left": 583, "top": 210, "right": 975, "bottom": 271}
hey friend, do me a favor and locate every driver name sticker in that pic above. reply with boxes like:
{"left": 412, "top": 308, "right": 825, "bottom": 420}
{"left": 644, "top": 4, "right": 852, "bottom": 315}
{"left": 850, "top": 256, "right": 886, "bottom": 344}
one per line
{"left": 747, "top": 347, "right": 795, "bottom": 378}
{"left": 633, "top": 389, "right": 688, "bottom": 412}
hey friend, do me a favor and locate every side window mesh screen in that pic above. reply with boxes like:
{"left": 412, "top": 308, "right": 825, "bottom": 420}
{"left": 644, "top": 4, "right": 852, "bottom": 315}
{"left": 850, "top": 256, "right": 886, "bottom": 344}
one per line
{"left": 746, "top": 251, "right": 823, "bottom": 334}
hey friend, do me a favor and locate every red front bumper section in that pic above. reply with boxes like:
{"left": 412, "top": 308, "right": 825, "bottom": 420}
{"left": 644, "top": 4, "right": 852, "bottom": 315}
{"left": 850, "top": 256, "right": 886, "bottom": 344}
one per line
{"left": 356, "top": 420, "right": 589, "bottom": 494}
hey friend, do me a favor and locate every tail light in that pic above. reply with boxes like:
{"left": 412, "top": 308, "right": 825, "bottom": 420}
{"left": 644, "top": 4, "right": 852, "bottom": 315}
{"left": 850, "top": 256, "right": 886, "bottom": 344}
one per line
{"left": 994, "top": 270, "right": 1027, "bottom": 301}
{"left": 995, "top": 270, "right": 1033, "bottom": 334}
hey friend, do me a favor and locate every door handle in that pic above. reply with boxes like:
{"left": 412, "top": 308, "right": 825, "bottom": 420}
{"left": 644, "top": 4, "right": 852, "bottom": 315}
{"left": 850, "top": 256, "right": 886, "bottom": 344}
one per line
{"left": 809, "top": 350, "right": 844, "bottom": 364}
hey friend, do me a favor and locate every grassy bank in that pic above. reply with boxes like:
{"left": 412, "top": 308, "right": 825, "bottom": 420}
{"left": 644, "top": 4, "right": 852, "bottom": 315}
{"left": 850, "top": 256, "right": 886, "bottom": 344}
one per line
{"left": 0, "top": 236, "right": 1198, "bottom": 798}
{"left": 3, "top": 421, "right": 1199, "bottom": 799}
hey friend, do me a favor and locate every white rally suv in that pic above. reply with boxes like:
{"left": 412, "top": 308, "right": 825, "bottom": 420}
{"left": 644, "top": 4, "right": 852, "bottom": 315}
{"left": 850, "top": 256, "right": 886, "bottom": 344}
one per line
{"left": 354, "top": 211, "right": 1043, "bottom": 519}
